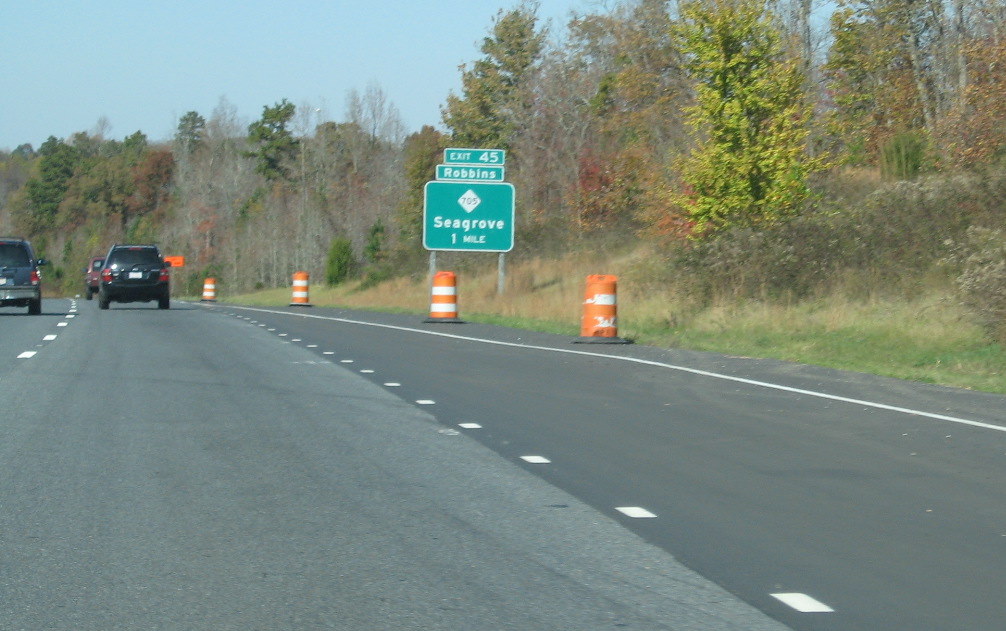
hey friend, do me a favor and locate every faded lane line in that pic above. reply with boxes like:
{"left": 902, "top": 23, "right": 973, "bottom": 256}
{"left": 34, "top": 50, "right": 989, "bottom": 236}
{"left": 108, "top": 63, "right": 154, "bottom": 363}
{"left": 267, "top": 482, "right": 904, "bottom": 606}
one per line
{"left": 207, "top": 304, "right": 1005, "bottom": 433}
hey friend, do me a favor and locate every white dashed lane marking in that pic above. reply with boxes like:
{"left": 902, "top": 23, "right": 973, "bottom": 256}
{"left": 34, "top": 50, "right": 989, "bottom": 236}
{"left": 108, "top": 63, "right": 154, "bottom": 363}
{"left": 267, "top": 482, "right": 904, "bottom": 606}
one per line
{"left": 416, "top": 400, "right": 435, "bottom": 405}
{"left": 17, "top": 351, "right": 37, "bottom": 359}
{"left": 43, "top": 335, "right": 57, "bottom": 341}
{"left": 459, "top": 423, "right": 482, "bottom": 429}
{"left": 520, "top": 456, "right": 551, "bottom": 464}
{"left": 616, "top": 506, "right": 657, "bottom": 519}
{"left": 771, "top": 593, "right": 835, "bottom": 613}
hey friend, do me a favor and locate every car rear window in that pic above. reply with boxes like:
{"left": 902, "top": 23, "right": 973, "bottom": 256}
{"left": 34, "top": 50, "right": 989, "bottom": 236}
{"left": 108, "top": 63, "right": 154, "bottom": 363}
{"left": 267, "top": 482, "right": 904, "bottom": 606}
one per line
{"left": 108, "top": 248, "right": 161, "bottom": 267}
{"left": 0, "top": 243, "right": 31, "bottom": 267}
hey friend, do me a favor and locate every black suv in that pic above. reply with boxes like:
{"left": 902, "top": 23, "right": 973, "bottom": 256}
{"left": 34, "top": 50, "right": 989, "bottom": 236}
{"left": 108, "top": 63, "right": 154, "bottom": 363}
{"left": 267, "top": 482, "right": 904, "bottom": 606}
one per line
{"left": 98, "top": 244, "right": 171, "bottom": 310}
{"left": 0, "top": 237, "right": 48, "bottom": 315}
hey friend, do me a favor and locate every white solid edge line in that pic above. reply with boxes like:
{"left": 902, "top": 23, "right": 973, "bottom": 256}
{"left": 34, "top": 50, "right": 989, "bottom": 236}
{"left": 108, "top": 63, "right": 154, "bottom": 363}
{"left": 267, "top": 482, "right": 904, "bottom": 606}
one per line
{"left": 771, "top": 593, "right": 835, "bottom": 613}
{"left": 203, "top": 305, "right": 1006, "bottom": 433}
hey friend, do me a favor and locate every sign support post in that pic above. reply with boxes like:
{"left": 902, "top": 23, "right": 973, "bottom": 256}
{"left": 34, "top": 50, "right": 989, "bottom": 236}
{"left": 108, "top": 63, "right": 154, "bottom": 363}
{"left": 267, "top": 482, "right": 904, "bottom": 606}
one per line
{"left": 497, "top": 252, "right": 506, "bottom": 295}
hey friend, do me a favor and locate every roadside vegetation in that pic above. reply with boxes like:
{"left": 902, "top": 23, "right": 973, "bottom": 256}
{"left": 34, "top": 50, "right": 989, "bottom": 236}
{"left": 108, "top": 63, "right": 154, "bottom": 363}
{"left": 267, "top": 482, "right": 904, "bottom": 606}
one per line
{"left": 2, "top": 0, "right": 1006, "bottom": 393}
{"left": 225, "top": 238, "right": 1006, "bottom": 394}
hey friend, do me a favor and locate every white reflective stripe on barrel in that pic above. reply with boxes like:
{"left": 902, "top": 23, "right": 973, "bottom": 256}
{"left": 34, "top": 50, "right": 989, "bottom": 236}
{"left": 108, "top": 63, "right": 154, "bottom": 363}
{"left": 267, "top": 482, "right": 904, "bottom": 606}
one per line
{"left": 585, "top": 293, "right": 617, "bottom": 305}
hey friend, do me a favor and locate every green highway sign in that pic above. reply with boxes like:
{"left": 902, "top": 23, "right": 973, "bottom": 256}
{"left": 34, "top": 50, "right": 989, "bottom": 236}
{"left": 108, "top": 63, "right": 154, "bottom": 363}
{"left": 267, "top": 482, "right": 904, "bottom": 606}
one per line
{"left": 435, "top": 164, "right": 505, "bottom": 182}
{"left": 423, "top": 181, "right": 515, "bottom": 252}
{"left": 443, "top": 148, "right": 505, "bottom": 166}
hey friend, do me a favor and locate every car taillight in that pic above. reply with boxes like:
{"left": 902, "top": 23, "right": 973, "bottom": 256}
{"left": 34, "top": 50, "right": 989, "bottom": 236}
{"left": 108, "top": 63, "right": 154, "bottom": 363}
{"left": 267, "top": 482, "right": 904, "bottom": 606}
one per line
{"left": 159, "top": 268, "right": 170, "bottom": 282}
{"left": 30, "top": 270, "right": 40, "bottom": 284}
{"left": 101, "top": 269, "right": 113, "bottom": 282}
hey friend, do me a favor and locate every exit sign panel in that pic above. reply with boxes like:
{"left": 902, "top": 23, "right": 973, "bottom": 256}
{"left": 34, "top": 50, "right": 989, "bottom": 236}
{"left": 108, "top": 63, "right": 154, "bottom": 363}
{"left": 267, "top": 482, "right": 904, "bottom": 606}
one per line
{"left": 423, "top": 181, "right": 514, "bottom": 252}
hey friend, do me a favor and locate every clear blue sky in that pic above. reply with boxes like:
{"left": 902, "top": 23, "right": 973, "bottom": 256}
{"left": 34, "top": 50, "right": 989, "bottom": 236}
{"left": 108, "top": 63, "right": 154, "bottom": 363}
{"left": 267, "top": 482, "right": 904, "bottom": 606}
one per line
{"left": 2, "top": 1, "right": 592, "bottom": 151}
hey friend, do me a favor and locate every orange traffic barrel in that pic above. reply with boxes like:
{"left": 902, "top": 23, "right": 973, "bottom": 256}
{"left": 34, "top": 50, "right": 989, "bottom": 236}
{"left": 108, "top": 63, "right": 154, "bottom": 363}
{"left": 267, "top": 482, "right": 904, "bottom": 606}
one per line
{"left": 575, "top": 274, "right": 631, "bottom": 344}
{"left": 200, "top": 277, "right": 217, "bottom": 302}
{"left": 424, "top": 271, "right": 463, "bottom": 323}
{"left": 289, "top": 271, "right": 312, "bottom": 307}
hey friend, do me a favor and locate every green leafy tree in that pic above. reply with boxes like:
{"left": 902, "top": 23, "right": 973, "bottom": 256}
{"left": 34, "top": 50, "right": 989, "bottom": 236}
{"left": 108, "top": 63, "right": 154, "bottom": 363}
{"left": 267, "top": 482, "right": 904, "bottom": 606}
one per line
{"left": 823, "top": 0, "right": 950, "bottom": 167}
{"left": 12, "top": 144, "right": 35, "bottom": 159}
{"left": 246, "top": 99, "right": 299, "bottom": 181}
{"left": 395, "top": 125, "right": 447, "bottom": 253}
{"left": 673, "top": 0, "right": 819, "bottom": 236}
{"left": 364, "top": 219, "right": 386, "bottom": 264}
{"left": 1, "top": 146, "right": 35, "bottom": 217}
{"left": 121, "top": 130, "right": 148, "bottom": 158}
{"left": 442, "top": 3, "right": 545, "bottom": 149}
{"left": 175, "top": 111, "right": 207, "bottom": 154}
{"left": 19, "top": 136, "right": 80, "bottom": 232}
{"left": 325, "top": 237, "right": 356, "bottom": 285}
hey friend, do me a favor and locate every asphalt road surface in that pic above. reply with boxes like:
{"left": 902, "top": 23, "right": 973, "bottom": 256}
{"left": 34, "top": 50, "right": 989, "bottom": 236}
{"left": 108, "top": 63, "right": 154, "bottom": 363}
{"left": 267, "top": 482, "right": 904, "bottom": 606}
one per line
{"left": 1, "top": 298, "right": 789, "bottom": 631}
{"left": 3, "top": 297, "right": 1005, "bottom": 630}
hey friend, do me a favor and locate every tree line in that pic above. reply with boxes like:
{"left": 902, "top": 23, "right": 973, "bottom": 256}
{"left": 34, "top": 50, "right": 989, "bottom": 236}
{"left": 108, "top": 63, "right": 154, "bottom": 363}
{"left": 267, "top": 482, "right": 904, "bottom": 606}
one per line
{"left": 2, "top": 0, "right": 1005, "bottom": 300}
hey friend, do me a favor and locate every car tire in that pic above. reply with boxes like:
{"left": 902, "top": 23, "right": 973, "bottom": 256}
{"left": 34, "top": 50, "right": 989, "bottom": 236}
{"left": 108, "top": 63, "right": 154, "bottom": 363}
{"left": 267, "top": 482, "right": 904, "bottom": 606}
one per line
{"left": 28, "top": 298, "right": 41, "bottom": 315}
{"left": 158, "top": 295, "right": 170, "bottom": 310}
{"left": 98, "top": 293, "right": 110, "bottom": 310}
{"left": 85, "top": 288, "right": 93, "bottom": 300}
